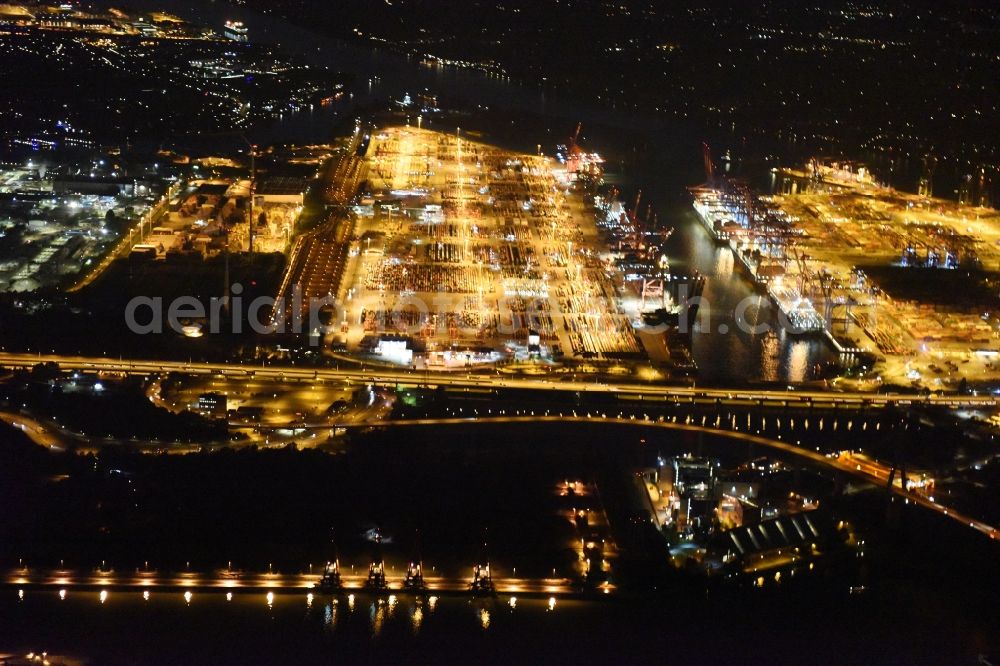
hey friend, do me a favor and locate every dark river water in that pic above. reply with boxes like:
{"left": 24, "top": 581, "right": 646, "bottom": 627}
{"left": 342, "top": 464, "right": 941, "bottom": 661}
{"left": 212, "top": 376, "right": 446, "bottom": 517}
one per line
{"left": 93, "top": 1, "right": 833, "bottom": 382}
{"left": 1, "top": 583, "right": 989, "bottom": 665}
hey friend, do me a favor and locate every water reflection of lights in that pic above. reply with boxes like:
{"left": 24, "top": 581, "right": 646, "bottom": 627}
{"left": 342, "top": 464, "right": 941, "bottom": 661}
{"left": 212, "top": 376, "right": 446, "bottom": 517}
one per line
{"left": 143, "top": 590, "right": 150, "bottom": 601}
{"left": 266, "top": 591, "right": 274, "bottom": 608}
{"left": 59, "top": 589, "right": 67, "bottom": 600}
{"left": 508, "top": 596, "right": 517, "bottom": 609}
{"left": 428, "top": 595, "right": 438, "bottom": 611}
{"left": 411, "top": 604, "right": 424, "bottom": 633}
{"left": 370, "top": 601, "right": 387, "bottom": 637}
{"left": 225, "top": 592, "right": 232, "bottom": 602}
{"left": 324, "top": 602, "right": 338, "bottom": 630}
{"left": 347, "top": 593, "right": 356, "bottom": 610}
{"left": 547, "top": 596, "right": 556, "bottom": 611}
{"left": 184, "top": 591, "right": 192, "bottom": 605}
{"left": 479, "top": 608, "right": 491, "bottom": 629}
{"left": 786, "top": 341, "right": 809, "bottom": 383}
{"left": 99, "top": 589, "right": 108, "bottom": 604}
{"left": 306, "top": 592, "right": 314, "bottom": 607}
{"left": 18, "top": 589, "right": 24, "bottom": 601}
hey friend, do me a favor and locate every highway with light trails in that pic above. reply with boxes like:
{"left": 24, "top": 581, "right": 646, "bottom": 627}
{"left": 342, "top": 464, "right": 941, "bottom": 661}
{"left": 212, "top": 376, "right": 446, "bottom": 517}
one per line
{"left": 2, "top": 352, "right": 997, "bottom": 410}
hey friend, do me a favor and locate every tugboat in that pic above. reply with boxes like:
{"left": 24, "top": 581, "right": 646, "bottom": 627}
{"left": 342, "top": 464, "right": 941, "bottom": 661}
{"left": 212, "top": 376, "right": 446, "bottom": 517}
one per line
{"left": 366, "top": 557, "right": 388, "bottom": 592}
{"left": 365, "top": 527, "right": 389, "bottom": 592}
{"left": 403, "top": 530, "right": 428, "bottom": 593}
{"left": 318, "top": 559, "right": 343, "bottom": 593}
{"left": 317, "top": 529, "right": 344, "bottom": 593}
{"left": 403, "top": 560, "right": 427, "bottom": 593}
{"left": 468, "top": 562, "right": 496, "bottom": 597}
{"left": 469, "top": 532, "right": 497, "bottom": 596}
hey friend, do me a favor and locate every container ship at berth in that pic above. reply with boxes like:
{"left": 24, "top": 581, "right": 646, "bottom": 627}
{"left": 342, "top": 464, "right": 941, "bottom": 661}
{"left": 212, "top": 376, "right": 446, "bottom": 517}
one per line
{"left": 688, "top": 144, "right": 825, "bottom": 334}
{"left": 598, "top": 186, "right": 704, "bottom": 376}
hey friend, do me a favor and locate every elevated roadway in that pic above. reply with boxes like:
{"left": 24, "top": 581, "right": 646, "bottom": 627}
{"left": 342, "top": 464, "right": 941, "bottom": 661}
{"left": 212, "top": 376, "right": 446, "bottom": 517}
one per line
{"left": 1, "top": 352, "right": 997, "bottom": 410}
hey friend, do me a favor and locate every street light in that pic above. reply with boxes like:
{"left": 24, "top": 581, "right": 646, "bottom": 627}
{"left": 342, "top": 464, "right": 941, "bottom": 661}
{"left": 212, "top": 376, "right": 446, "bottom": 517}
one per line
{"left": 245, "top": 140, "right": 257, "bottom": 260}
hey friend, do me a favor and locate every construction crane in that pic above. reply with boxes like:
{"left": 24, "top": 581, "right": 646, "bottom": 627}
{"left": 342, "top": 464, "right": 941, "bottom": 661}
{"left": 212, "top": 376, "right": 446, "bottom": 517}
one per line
{"left": 977, "top": 166, "right": 991, "bottom": 208}
{"left": 702, "top": 142, "right": 715, "bottom": 186}
{"left": 640, "top": 253, "right": 671, "bottom": 313}
{"left": 564, "top": 122, "right": 584, "bottom": 175}
{"left": 919, "top": 154, "right": 937, "bottom": 197}
{"left": 792, "top": 247, "right": 813, "bottom": 296}
{"left": 569, "top": 122, "right": 582, "bottom": 156}
{"left": 817, "top": 271, "right": 835, "bottom": 330}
